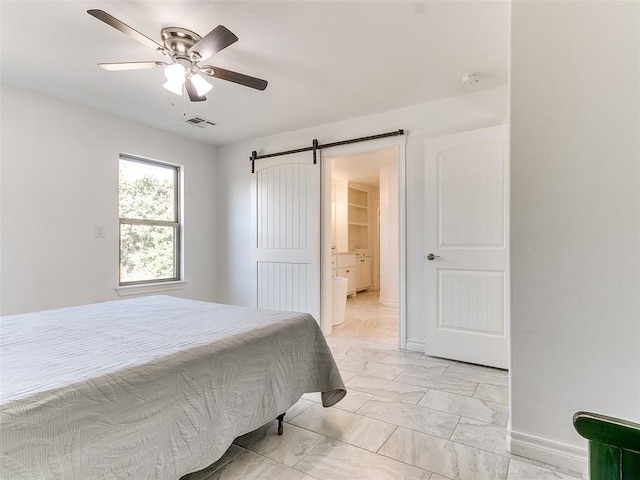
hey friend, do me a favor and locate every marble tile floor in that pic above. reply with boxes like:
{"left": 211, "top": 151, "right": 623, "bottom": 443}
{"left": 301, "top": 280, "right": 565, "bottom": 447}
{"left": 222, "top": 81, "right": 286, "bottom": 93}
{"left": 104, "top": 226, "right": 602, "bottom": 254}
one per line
{"left": 184, "top": 291, "right": 584, "bottom": 480}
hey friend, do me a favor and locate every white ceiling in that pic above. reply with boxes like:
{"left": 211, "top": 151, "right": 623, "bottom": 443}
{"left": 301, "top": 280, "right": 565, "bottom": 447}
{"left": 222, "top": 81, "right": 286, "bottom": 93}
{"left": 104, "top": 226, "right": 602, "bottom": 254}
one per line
{"left": 0, "top": 1, "right": 508, "bottom": 146}
{"left": 331, "top": 147, "right": 397, "bottom": 187}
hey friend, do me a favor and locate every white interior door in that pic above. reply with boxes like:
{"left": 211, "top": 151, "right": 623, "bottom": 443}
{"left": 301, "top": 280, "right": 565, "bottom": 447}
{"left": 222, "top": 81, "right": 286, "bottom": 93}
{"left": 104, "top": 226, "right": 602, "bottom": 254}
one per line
{"left": 424, "top": 125, "right": 509, "bottom": 369}
{"left": 252, "top": 152, "right": 320, "bottom": 321}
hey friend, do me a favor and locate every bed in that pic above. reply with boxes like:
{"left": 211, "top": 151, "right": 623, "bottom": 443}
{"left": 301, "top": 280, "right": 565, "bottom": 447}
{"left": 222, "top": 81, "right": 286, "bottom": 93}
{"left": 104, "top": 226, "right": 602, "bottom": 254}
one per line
{"left": 0, "top": 295, "right": 346, "bottom": 479}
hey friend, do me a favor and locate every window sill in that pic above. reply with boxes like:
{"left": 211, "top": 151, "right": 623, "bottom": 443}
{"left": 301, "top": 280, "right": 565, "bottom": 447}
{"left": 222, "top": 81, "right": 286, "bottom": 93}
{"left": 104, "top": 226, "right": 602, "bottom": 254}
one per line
{"left": 116, "top": 281, "right": 187, "bottom": 297}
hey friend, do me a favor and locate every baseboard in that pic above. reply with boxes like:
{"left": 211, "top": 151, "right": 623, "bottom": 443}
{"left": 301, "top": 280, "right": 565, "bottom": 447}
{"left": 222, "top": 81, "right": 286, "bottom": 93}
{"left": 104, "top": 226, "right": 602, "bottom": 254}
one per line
{"left": 405, "top": 340, "right": 424, "bottom": 353}
{"left": 508, "top": 429, "right": 587, "bottom": 475}
{"left": 379, "top": 296, "right": 398, "bottom": 308}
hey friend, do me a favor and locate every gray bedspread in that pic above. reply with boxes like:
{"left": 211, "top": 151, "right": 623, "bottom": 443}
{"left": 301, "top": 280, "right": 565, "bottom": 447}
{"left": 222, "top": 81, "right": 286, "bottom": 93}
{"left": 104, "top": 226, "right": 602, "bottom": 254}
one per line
{"left": 0, "top": 295, "right": 345, "bottom": 479}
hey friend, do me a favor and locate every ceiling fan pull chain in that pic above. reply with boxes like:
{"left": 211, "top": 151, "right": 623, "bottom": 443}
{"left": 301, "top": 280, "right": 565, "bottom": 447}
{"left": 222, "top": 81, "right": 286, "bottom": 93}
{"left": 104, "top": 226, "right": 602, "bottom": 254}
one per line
{"left": 182, "top": 86, "right": 187, "bottom": 117}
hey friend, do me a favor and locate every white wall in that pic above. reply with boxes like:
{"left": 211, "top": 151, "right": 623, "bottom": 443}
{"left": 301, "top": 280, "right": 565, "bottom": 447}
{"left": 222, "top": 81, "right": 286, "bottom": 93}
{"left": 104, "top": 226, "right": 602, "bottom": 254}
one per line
{"left": 0, "top": 85, "right": 219, "bottom": 315}
{"left": 370, "top": 186, "right": 380, "bottom": 292}
{"left": 379, "top": 164, "right": 398, "bottom": 307}
{"left": 333, "top": 180, "right": 349, "bottom": 252}
{"left": 510, "top": 1, "right": 640, "bottom": 473}
{"left": 216, "top": 87, "right": 507, "bottom": 348}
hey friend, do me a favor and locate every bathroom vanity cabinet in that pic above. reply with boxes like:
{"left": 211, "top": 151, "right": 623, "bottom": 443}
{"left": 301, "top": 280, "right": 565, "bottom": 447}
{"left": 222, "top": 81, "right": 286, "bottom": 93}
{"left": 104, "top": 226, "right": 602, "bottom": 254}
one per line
{"left": 333, "top": 253, "right": 357, "bottom": 296}
{"left": 355, "top": 257, "right": 372, "bottom": 291}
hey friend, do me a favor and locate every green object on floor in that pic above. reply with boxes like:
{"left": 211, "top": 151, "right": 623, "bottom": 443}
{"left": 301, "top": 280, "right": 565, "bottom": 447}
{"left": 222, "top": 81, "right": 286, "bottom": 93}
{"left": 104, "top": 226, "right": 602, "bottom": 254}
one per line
{"left": 573, "top": 411, "right": 640, "bottom": 480}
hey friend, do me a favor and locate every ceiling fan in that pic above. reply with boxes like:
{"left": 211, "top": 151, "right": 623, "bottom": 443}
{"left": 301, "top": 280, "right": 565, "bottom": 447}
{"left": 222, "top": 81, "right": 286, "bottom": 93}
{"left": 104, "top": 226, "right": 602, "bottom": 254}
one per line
{"left": 87, "top": 9, "right": 268, "bottom": 102}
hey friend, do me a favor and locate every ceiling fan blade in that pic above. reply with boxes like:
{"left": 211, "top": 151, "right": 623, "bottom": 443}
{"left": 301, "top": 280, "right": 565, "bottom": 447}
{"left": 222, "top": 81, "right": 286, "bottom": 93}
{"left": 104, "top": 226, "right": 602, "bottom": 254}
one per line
{"left": 201, "top": 66, "right": 268, "bottom": 91}
{"left": 185, "top": 78, "right": 206, "bottom": 102}
{"left": 98, "top": 61, "right": 166, "bottom": 71}
{"left": 88, "top": 9, "right": 164, "bottom": 52}
{"left": 189, "top": 25, "right": 238, "bottom": 61}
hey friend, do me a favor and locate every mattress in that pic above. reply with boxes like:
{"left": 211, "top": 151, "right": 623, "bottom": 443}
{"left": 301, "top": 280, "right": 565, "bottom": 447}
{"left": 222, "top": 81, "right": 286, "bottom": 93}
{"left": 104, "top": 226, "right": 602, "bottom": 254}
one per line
{"left": 0, "top": 295, "right": 345, "bottom": 479}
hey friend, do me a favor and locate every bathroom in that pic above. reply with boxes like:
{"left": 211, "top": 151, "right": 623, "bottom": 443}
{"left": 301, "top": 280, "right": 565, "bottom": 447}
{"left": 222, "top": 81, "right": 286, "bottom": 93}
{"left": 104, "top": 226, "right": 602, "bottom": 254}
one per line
{"left": 329, "top": 147, "right": 399, "bottom": 343}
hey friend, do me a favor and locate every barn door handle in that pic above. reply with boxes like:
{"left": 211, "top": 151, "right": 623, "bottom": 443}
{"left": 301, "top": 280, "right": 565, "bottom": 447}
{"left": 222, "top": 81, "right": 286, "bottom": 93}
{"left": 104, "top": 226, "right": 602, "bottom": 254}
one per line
{"left": 426, "top": 253, "right": 440, "bottom": 261}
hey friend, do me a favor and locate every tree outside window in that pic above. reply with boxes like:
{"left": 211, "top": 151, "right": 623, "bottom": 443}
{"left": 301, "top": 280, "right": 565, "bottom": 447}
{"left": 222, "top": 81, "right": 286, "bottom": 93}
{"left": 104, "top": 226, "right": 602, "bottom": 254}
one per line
{"left": 119, "top": 156, "right": 181, "bottom": 285}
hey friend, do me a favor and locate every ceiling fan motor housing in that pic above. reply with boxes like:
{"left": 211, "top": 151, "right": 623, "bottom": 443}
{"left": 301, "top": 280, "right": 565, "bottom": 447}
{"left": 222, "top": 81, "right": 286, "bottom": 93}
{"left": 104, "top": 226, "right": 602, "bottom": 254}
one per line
{"left": 161, "top": 27, "right": 202, "bottom": 57}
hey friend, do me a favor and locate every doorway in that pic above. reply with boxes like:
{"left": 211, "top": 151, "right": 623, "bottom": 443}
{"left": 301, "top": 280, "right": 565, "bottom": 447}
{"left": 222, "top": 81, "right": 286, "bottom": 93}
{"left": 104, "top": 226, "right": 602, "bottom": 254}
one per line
{"left": 329, "top": 149, "right": 398, "bottom": 344}
{"left": 320, "top": 137, "right": 407, "bottom": 348}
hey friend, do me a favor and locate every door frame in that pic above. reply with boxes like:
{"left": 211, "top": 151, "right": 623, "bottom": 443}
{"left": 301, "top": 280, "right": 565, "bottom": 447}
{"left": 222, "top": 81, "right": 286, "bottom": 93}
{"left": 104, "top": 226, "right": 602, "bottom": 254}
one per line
{"left": 319, "top": 135, "right": 408, "bottom": 349}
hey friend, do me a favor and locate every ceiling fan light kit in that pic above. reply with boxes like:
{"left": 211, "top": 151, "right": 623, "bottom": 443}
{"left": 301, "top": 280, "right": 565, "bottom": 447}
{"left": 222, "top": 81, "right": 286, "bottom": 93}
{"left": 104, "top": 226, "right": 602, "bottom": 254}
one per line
{"left": 87, "top": 9, "right": 268, "bottom": 102}
{"left": 190, "top": 74, "right": 213, "bottom": 96}
{"left": 160, "top": 62, "right": 212, "bottom": 97}
{"left": 164, "top": 63, "right": 186, "bottom": 81}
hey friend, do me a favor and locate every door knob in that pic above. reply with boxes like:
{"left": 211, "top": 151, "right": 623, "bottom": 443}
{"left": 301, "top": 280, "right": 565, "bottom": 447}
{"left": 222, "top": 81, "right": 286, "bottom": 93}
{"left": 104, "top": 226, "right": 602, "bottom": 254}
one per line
{"left": 426, "top": 253, "right": 440, "bottom": 261}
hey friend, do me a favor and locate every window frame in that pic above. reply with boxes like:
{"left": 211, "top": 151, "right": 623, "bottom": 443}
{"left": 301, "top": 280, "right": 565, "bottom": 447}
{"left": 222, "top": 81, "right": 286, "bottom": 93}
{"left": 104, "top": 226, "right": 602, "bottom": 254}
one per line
{"left": 118, "top": 154, "right": 182, "bottom": 286}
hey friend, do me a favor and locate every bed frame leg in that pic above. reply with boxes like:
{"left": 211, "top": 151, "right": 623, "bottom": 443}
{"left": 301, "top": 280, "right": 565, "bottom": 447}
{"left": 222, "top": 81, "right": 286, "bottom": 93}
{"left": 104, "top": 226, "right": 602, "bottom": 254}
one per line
{"left": 277, "top": 413, "right": 285, "bottom": 436}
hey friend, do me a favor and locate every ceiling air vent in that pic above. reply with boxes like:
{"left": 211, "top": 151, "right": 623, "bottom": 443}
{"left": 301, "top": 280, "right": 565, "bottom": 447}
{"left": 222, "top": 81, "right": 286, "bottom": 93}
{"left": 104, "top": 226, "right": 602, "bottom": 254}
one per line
{"left": 183, "top": 116, "right": 217, "bottom": 128}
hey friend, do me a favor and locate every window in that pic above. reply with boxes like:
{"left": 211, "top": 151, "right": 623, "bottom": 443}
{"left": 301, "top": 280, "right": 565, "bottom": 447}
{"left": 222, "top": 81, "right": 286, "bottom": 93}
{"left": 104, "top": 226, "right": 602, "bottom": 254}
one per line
{"left": 119, "top": 155, "right": 181, "bottom": 285}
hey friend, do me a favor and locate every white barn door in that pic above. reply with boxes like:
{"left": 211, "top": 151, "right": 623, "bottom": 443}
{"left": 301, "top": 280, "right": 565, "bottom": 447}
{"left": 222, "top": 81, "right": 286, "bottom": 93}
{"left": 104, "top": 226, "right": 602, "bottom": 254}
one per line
{"left": 252, "top": 152, "right": 320, "bottom": 321}
{"left": 424, "top": 125, "right": 509, "bottom": 369}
